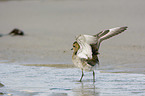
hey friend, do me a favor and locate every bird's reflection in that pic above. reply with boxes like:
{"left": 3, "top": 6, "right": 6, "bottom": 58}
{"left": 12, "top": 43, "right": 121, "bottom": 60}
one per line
{"left": 73, "top": 81, "right": 100, "bottom": 96}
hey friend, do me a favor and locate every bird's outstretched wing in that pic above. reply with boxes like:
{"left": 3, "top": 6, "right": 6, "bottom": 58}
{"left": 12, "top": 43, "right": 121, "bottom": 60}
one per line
{"left": 96, "top": 26, "right": 128, "bottom": 49}
{"left": 76, "top": 35, "right": 94, "bottom": 59}
{"left": 75, "top": 26, "right": 128, "bottom": 59}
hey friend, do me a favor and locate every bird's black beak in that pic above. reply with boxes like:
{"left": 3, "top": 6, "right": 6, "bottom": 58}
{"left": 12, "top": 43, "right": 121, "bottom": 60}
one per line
{"left": 71, "top": 48, "right": 73, "bottom": 50}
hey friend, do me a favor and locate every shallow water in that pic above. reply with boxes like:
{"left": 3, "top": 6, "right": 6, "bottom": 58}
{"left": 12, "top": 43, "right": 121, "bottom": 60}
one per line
{"left": 0, "top": 64, "right": 145, "bottom": 96}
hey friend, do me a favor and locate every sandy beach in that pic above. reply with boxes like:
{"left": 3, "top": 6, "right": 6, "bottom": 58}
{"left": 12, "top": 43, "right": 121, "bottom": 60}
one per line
{"left": 0, "top": 0, "right": 145, "bottom": 96}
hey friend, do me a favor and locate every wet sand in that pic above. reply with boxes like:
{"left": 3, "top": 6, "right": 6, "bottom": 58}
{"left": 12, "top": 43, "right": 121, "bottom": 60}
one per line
{"left": 0, "top": 0, "right": 145, "bottom": 96}
{"left": 0, "top": 0, "right": 145, "bottom": 73}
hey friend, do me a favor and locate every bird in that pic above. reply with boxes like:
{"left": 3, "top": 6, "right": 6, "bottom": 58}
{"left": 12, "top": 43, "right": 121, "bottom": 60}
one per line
{"left": 72, "top": 26, "right": 128, "bottom": 82}
{"left": 9, "top": 28, "right": 24, "bottom": 36}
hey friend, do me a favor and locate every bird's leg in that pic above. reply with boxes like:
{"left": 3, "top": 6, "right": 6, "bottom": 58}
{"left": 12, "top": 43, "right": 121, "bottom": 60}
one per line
{"left": 93, "top": 71, "right": 95, "bottom": 82}
{"left": 79, "top": 69, "right": 84, "bottom": 82}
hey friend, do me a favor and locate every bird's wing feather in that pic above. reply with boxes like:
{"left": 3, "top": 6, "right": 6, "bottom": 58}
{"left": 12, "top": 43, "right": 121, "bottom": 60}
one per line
{"left": 83, "top": 35, "right": 97, "bottom": 44}
{"left": 96, "top": 26, "right": 128, "bottom": 49}
{"left": 76, "top": 35, "right": 93, "bottom": 59}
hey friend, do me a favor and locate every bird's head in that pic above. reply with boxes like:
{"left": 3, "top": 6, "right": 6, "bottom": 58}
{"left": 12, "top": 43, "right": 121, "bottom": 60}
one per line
{"left": 71, "top": 41, "right": 80, "bottom": 54}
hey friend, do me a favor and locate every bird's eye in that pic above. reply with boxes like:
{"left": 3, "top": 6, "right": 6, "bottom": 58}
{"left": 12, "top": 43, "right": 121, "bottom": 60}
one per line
{"left": 73, "top": 46, "right": 76, "bottom": 48}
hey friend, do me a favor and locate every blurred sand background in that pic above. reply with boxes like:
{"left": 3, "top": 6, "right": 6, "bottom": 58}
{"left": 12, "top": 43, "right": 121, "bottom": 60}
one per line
{"left": 0, "top": 0, "right": 145, "bottom": 73}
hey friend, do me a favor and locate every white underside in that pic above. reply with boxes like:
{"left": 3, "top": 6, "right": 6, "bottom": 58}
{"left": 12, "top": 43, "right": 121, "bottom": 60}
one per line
{"left": 72, "top": 55, "right": 98, "bottom": 72}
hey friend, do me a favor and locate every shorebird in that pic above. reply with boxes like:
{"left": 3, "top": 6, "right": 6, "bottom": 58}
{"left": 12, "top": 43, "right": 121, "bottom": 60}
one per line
{"left": 9, "top": 28, "right": 24, "bottom": 36}
{"left": 72, "top": 26, "right": 128, "bottom": 82}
